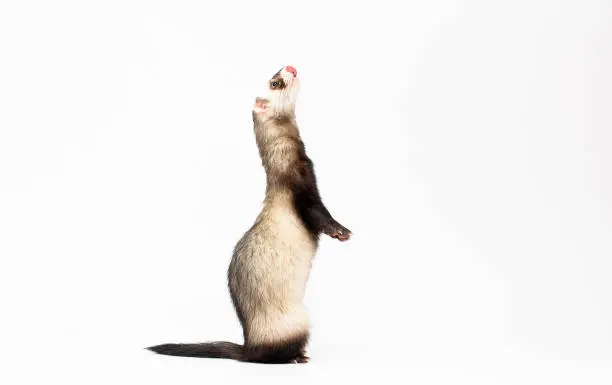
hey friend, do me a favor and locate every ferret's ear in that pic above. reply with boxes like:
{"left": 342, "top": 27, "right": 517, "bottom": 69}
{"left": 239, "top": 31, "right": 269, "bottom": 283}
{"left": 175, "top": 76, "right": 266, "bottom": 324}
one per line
{"left": 253, "top": 97, "right": 269, "bottom": 113}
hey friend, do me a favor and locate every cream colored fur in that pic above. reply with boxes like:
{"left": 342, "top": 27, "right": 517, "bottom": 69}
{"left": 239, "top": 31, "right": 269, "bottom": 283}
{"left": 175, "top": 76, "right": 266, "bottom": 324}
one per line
{"left": 230, "top": 189, "right": 317, "bottom": 346}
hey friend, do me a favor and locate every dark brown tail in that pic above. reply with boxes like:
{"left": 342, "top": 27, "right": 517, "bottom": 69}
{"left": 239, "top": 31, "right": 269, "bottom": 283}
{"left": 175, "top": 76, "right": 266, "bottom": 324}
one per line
{"left": 147, "top": 333, "right": 309, "bottom": 364}
{"left": 147, "top": 341, "right": 244, "bottom": 360}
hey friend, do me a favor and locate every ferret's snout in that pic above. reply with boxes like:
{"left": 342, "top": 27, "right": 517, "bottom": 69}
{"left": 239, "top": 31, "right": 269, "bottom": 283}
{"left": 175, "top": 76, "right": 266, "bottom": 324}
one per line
{"left": 285, "top": 66, "right": 297, "bottom": 77}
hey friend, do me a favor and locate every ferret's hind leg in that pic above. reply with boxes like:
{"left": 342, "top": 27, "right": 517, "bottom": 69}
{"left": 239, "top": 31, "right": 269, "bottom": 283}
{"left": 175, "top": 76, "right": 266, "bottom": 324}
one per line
{"left": 244, "top": 332, "right": 309, "bottom": 364}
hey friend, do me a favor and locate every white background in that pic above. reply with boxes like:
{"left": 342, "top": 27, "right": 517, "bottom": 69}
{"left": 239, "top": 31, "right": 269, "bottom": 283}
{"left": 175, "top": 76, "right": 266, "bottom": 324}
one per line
{"left": 1, "top": 0, "right": 611, "bottom": 384}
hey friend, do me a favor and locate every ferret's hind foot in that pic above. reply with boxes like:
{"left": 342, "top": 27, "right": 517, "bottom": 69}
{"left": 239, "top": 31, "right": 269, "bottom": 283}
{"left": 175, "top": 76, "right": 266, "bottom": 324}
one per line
{"left": 291, "top": 355, "right": 310, "bottom": 364}
{"left": 245, "top": 332, "right": 310, "bottom": 364}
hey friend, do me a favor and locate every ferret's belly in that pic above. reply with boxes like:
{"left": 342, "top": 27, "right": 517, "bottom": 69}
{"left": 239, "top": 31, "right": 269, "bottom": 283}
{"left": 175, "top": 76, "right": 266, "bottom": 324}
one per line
{"left": 230, "top": 203, "right": 317, "bottom": 345}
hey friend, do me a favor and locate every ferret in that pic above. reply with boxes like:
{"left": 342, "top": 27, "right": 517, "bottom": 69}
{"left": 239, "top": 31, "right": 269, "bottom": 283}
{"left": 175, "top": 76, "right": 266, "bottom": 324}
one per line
{"left": 147, "top": 65, "right": 351, "bottom": 364}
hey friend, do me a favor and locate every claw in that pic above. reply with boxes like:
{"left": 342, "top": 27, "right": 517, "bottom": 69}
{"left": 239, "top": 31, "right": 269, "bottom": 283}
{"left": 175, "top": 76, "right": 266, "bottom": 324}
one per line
{"left": 294, "top": 355, "right": 310, "bottom": 363}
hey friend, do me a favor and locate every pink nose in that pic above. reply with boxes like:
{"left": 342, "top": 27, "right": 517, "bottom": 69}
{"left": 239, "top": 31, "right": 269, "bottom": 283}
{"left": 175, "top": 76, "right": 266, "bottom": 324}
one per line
{"left": 285, "top": 65, "right": 297, "bottom": 77}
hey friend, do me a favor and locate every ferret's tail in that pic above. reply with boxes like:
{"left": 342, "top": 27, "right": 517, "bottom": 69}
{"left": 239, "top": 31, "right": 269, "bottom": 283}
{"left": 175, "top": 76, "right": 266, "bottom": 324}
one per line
{"left": 147, "top": 341, "right": 244, "bottom": 361}
{"left": 147, "top": 333, "right": 309, "bottom": 363}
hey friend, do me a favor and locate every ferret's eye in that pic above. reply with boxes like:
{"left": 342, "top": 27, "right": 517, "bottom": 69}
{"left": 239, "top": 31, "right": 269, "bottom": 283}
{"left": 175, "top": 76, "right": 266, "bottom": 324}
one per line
{"left": 271, "top": 81, "right": 279, "bottom": 88}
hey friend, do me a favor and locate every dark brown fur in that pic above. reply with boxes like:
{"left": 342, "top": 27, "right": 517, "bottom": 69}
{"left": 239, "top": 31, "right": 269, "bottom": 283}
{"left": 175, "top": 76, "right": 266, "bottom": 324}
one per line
{"left": 269, "top": 69, "right": 287, "bottom": 90}
{"left": 251, "top": 109, "right": 350, "bottom": 242}
{"left": 148, "top": 333, "right": 309, "bottom": 364}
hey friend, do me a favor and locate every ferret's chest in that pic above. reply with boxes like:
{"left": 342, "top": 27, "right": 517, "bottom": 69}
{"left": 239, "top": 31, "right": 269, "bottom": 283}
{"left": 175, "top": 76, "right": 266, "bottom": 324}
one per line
{"left": 262, "top": 195, "right": 317, "bottom": 257}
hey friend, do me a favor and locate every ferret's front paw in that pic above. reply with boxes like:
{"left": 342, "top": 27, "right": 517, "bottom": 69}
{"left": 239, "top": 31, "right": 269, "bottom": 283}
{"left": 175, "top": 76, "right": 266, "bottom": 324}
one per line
{"left": 325, "top": 223, "right": 352, "bottom": 242}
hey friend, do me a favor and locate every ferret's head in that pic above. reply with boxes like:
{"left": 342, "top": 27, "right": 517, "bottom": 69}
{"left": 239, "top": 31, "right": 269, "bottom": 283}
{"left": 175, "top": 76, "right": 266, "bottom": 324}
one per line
{"left": 253, "top": 65, "right": 300, "bottom": 119}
